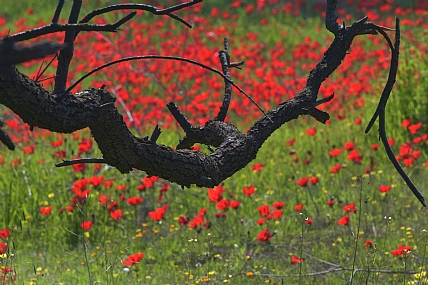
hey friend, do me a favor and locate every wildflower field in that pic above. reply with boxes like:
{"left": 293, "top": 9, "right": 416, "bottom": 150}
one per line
{"left": 1, "top": 1, "right": 428, "bottom": 284}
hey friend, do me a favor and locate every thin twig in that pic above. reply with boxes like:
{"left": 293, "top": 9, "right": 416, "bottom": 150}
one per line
{"left": 214, "top": 47, "right": 233, "bottom": 121}
{"left": 166, "top": 102, "right": 193, "bottom": 132}
{"left": 364, "top": 18, "right": 425, "bottom": 206}
{"left": 8, "top": 14, "right": 136, "bottom": 43}
{"left": 56, "top": 158, "right": 106, "bottom": 167}
{"left": 78, "top": 0, "right": 202, "bottom": 30}
{"left": 65, "top": 55, "right": 269, "bottom": 119}
{"left": 51, "top": 0, "right": 65, "bottom": 24}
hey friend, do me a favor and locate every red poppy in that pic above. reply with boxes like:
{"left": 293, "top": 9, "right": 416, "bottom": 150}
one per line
{"left": 40, "top": 206, "right": 52, "bottom": 216}
{"left": 178, "top": 216, "right": 189, "bottom": 226}
{"left": 401, "top": 119, "right": 412, "bottom": 127}
{"left": 258, "top": 204, "right": 270, "bottom": 217}
{"left": 252, "top": 163, "right": 266, "bottom": 172}
{"left": 328, "top": 148, "right": 342, "bottom": 157}
{"left": 347, "top": 150, "right": 363, "bottom": 164}
{"left": 0, "top": 228, "right": 11, "bottom": 239}
{"left": 391, "top": 245, "right": 411, "bottom": 256}
{"left": 127, "top": 196, "right": 144, "bottom": 206}
{"left": 0, "top": 242, "right": 7, "bottom": 254}
{"left": 365, "top": 240, "right": 373, "bottom": 248}
{"left": 80, "top": 221, "right": 93, "bottom": 230}
{"left": 309, "top": 177, "right": 319, "bottom": 185}
{"left": 344, "top": 142, "right": 355, "bottom": 151}
{"left": 257, "top": 218, "right": 266, "bottom": 225}
{"left": 354, "top": 118, "right": 362, "bottom": 125}
{"left": 243, "top": 185, "right": 255, "bottom": 196}
{"left": 216, "top": 199, "right": 230, "bottom": 211}
{"left": 78, "top": 138, "right": 93, "bottom": 155}
{"left": 122, "top": 252, "right": 144, "bottom": 266}
{"left": 257, "top": 229, "right": 272, "bottom": 242}
{"left": 408, "top": 122, "right": 422, "bottom": 135}
{"left": 294, "top": 204, "right": 304, "bottom": 211}
{"left": 379, "top": 185, "right": 391, "bottom": 193}
{"left": 305, "top": 127, "right": 316, "bottom": 136}
{"left": 198, "top": 208, "right": 207, "bottom": 216}
{"left": 88, "top": 175, "right": 104, "bottom": 187}
{"left": 337, "top": 215, "right": 350, "bottom": 226}
{"left": 290, "top": 255, "right": 304, "bottom": 264}
{"left": 208, "top": 187, "right": 223, "bottom": 202}
{"left": 23, "top": 145, "right": 35, "bottom": 155}
{"left": 296, "top": 177, "right": 309, "bottom": 187}
{"left": 330, "top": 164, "right": 341, "bottom": 173}
{"left": 72, "top": 163, "right": 86, "bottom": 173}
{"left": 115, "top": 184, "right": 127, "bottom": 192}
{"left": 103, "top": 180, "right": 114, "bottom": 189}
{"left": 110, "top": 209, "right": 123, "bottom": 220}
{"left": 50, "top": 139, "right": 64, "bottom": 148}
{"left": 272, "top": 210, "right": 282, "bottom": 219}
{"left": 343, "top": 203, "right": 357, "bottom": 213}
{"left": 327, "top": 199, "right": 335, "bottom": 207}
{"left": 305, "top": 219, "right": 313, "bottom": 226}
{"left": 189, "top": 215, "right": 204, "bottom": 228}
{"left": 149, "top": 205, "right": 168, "bottom": 221}
{"left": 286, "top": 138, "right": 296, "bottom": 146}
{"left": 273, "top": 201, "right": 284, "bottom": 209}
{"left": 230, "top": 200, "right": 241, "bottom": 209}
{"left": 98, "top": 194, "right": 110, "bottom": 205}
{"left": 371, "top": 144, "right": 379, "bottom": 150}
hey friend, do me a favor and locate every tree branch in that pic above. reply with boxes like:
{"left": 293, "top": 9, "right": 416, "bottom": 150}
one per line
{"left": 0, "top": 0, "right": 418, "bottom": 203}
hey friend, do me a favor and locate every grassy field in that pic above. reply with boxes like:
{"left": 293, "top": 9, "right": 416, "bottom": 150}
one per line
{"left": 1, "top": 1, "right": 428, "bottom": 284}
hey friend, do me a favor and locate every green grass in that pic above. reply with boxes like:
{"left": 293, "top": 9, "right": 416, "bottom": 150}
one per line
{"left": 1, "top": 1, "right": 428, "bottom": 285}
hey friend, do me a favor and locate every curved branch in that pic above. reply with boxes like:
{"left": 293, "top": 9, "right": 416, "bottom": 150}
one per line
{"left": 0, "top": 0, "right": 410, "bottom": 196}
{"left": 6, "top": 16, "right": 136, "bottom": 43}
{"left": 78, "top": 0, "right": 202, "bottom": 29}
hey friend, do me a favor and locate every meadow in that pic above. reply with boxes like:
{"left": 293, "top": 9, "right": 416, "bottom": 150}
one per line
{"left": 1, "top": 1, "right": 428, "bottom": 284}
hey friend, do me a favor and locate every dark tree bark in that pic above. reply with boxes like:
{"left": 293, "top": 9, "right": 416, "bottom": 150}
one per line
{"left": 0, "top": 1, "right": 424, "bottom": 205}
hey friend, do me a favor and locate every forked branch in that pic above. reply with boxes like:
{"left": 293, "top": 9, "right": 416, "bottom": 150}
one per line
{"left": 0, "top": 0, "right": 423, "bottom": 206}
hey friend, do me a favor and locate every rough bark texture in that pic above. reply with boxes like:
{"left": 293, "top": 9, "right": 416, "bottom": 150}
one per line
{"left": 0, "top": 0, "right": 405, "bottom": 191}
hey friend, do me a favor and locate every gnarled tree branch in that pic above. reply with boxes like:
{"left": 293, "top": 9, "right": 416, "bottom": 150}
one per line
{"left": 0, "top": 0, "right": 423, "bottom": 205}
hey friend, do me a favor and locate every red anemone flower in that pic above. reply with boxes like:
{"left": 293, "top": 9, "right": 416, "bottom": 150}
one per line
{"left": 149, "top": 205, "right": 168, "bottom": 221}
{"left": 122, "top": 252, "right": 144, "bottom": 267}
{"left": 257, "top": 229, "right": 272, "bottom": 242}
{"left": 305, "top": 127, "right": 316, "bottom": 136}
{"left": 337, "top": 215, "right": 350, "bottom": 226}
{"left": 178, "top": 216, "right": 189, "bottom": 226}
{"left": 0, "top": 242, "right": 8, "bottom": 254}
{"left": 328, "top": 148, "right": 342, "bottom": 157}
{"left": 391, "top": 245, "right": 411, "bottom": 256}
{"left": 80, "top": 221, "right": 93, "bottom": 230}
{"left": 0, "top": 228, "right": 10, "bottom": 239}
{"left": 365, "top": 240, "right": 373, "bottom": 248}
{"left": 343, "top": 203, "right": 357, "bottom": 213}
{"left": 252, "top": 163, "right": 266, "bottom": 172}
{"left": 290, "top": 255, "right": 304, "bottom": 264}
{"left": 243, "top": 185, "right": 255, "bottom": 196}
{"left": 230, "top": 200, "right": 241, "bottom": 209}
{"left": 127, "top": 196, "right": 144, "bottom": 206}
{"left": 273, "top": 201, "right": 284, "bottom": 209}
{"left": 379, "top": 185, "right": 391, "bottom": 193}
{"left": 216, "top": 199, "right": 230, "bottom": 211}
{"left": 110, "top": 209, "right": 123, "bottom": 220}
{"left": 40, "top": 206, "right": 52, "bottom": 216}
{"left": 296, "top": 177, "right": 309, "bottom": 187}
{"left": 294, "top": 204, "right": 304, "bottom": 211}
